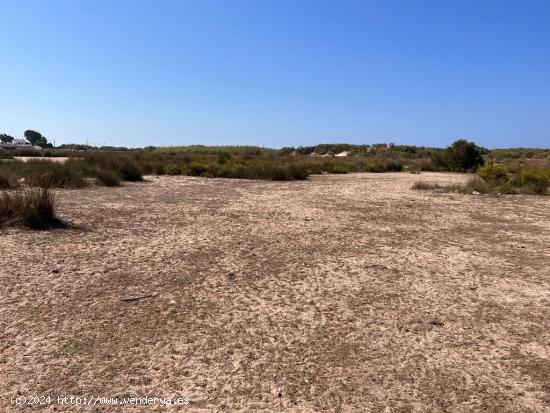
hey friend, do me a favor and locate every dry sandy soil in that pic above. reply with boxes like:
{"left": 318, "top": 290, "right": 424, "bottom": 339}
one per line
{"left": 1, "top": 172, "right": 549, "bottom": 412}
{"left": 13, "top": 156, "right": 74, "bottom": 163}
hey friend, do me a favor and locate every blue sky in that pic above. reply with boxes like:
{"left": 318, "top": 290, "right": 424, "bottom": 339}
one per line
{"left": 1, "top": 0, "right": 549, "bottom": 148}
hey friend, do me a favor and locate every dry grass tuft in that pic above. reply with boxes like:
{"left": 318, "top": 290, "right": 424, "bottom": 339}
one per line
{"left": 0, "top": 174, "right": 13, "bottom": 189}
{"left": 412, "top": 181, "right": 462, "bottom": 192}
{"left": 0, "top": 188, "right": 64, "bottom": 229}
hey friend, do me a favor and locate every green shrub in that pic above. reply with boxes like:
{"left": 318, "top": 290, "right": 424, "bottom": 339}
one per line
{"left": 326, "top": 163, "right": 351, "bottom": 174}
{"left": 432, "top": 139, "right": 485, "bottom": 172}
{"left": 512, "top": 169, "right": 549, "bottom": 194}
{"left": 288, "top": 164, "right": 309, "bottom": 180}
{"left": 477, "top": 164, "right": 509, "bottom": 184}
{"left": 187, "top": 162, "right": 210, "bottom": 176}
{"left": 163, "top": 164, "right": 181, "bottom": 175}
{"left": 262, "top": 165, "right": 292, "bottom": 180}
{"left": 446, "top": 139, "right": 485, "bottom": 172}
{"left": 154, "top": 163, "right": 167, "bottom": 175}
{"left": 139, "top": 162, "right": 154, "bottom": 174}
{"left": 418, "top": 160, "right": 436, "bottom": 171}
{"left": 497, "top": 181, "right": 516, "bottom": 194}
{"left": 218, "top": 152, "right": 232, "bottom": 164}
{"left": 363, "top": 160, "right": 403, "bottom": 173}
{"left": 0, "top": 188, "right": 63, "bottom": 229}
{"left": 118, "top": 162, "right": 143, "bottom": 181}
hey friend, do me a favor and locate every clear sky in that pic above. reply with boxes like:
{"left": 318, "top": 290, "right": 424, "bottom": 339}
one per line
{"left": 1, "top": 0, "right": 549, "bottom": 148}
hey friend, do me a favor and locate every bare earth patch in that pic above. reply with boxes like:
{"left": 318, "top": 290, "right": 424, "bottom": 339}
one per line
{"left": 13, "top": 157, "right": 76, "bottom": 163}
{"left": 1, "top": 172, "right": 549, "bottom": 412}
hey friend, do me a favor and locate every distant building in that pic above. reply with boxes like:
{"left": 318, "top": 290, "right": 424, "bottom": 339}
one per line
{"left": 13, "top": 138, "right": 31, "bottom": 147}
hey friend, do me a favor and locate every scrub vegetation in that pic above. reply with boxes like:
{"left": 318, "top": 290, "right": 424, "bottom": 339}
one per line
{"left": 413, "top": 163, "right": 550, "bottom": 195}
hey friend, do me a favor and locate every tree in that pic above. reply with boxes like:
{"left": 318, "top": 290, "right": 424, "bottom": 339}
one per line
{"left": 445, "top": 139, "right": 485, "bottom": 172}
{"left": 0, "top": 133, "right": 14, "bottom": 143}
{"left": 24, "top": 130, "right": 49, "bottom": 147}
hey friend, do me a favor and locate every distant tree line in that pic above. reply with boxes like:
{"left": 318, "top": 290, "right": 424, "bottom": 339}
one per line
{"left": 0, "top": 133, "right": 14, "bottom": 143}
{"left": 0, "top": 132, "right": 519, "bottom": 173}
{"left": 277, "top": 140, "right": 486, "bottom": 171}
{"left": 24, "top": 130, "right": 52, "bottom": 148}
{"left": 57, "top": 143, "right": 131, "bottom": 151}
{"left": 0, "top": 130, "right": 53, "bottom": 148}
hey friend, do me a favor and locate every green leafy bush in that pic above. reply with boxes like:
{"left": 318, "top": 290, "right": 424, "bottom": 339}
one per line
{"left": 497, "top": 181, "right": 515, "bottom": 194}
{"left": 432, "top": 139, "right": 485, "bottom": 172}
{"left": 512, "top": 169, "right": 549, "bottom": 194}
{"left": 187, "top": 162, "right": 210, "bottom": 176}
{"left": 163, "top": 164, "right": 181, "bottom": 175}
{"left": 477, "top": 164, "right": 509, "bottom": 184}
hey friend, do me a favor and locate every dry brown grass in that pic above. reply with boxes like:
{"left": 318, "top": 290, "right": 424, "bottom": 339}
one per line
{"left": 0, "top": 188, "right": 63, "bottom": 229}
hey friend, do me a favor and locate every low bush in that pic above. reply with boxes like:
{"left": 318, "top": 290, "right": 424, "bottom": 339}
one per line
{"left": 496, "top": 180, "right": 516, "bottom": 194}
{"left": 412, "top": 181, "right": 440, "bottom": 190}
{"left": 187, "top": 162, "right": 210, "bottom": 177}
{"left": 414, "top": 169, "right": 548, "bottom": 195}
{"left": 477, "top": 164, "right": 509, "bottom": 184}
{"left": 474, "top": 164, "right": 548, "bottom": 195}
{"left": 13, "top": 148, "right": 43, "bottom": 157}
{"left": 288, "top": 164, "right": 309, "bottom": 180}
{"left": 0, "top": 188, "right": 63, "bottom": 229}
{"left": 163, "top": 163, "right": 181, "bottom": 175}
{"left": 326, "top": 163, "right": 351, "bottom": 174}
{"left": 512, "top": 169, "right": 549, "bottom": 194}
{"left": 413, "top": 177, "right": 490, "bottom": 194}
{"left": 118, "top": 162, "right": 143, "bottom": 181}
{"left": 94, "top": 170, "right": 121, "bottom": 186}
{"left": 364, "top": 160, "right": 403, "bottom": 173}
{"left": 464, "top": 176, "right": 491, "bottom": 194}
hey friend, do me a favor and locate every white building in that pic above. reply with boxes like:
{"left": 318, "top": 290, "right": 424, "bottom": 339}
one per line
{"left": 13, "top": 138, "right": 31, "bottom": 147}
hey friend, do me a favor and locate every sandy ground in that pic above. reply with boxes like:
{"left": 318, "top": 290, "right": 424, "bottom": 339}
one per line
{"left": 1, "top": 172, "right": 549, "bottom": 412}
{"left": 13, "top": 156, "right": 74, "bottom": 163}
